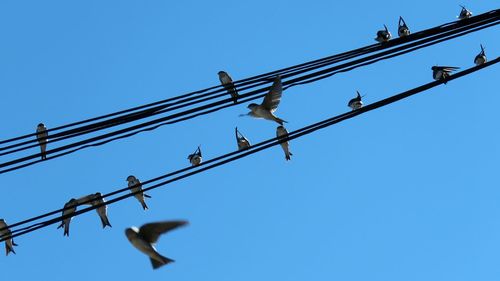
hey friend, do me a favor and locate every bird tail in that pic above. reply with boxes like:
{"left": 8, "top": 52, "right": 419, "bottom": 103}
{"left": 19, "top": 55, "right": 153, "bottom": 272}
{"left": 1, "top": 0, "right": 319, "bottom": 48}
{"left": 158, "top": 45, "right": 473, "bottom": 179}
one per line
{"left": 141, "top": 200, "right": 149, "bottom": 210}
{"left": 274, "top": 116, "right": 287, "bottom": 125}
{"left": 150, "top": 255, "right": 174, "bottom": 270}
{"left": 64, "top": 225, "right": 70, "bottom": 237}
{"left": 100, "top": 216, "right": 112, "bottom": 228}
{"left": 286, "top": 151, "right": 293, "bottom": 161}
{"left": 6, "top": 244, "right": 16, "bottom": 256}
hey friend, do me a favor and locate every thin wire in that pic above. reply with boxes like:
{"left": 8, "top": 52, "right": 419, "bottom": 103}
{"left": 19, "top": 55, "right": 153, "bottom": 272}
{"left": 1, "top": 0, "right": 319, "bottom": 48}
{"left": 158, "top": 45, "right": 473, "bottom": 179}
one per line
{"left": 2, "top": 57, "right": 497, "bottom": 240}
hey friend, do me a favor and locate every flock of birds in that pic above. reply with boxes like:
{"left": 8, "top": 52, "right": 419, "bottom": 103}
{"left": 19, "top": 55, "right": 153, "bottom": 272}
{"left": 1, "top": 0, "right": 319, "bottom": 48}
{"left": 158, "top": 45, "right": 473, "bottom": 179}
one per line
{"left": 0, "top": 5, "right": 491, "bottom": 270}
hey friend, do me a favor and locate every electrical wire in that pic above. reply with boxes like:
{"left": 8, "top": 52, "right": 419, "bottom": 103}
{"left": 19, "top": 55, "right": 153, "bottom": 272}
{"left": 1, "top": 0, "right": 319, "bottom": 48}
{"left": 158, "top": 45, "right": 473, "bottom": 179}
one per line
{"left": 2, "top": 57, "right": 498, "bottom": 241}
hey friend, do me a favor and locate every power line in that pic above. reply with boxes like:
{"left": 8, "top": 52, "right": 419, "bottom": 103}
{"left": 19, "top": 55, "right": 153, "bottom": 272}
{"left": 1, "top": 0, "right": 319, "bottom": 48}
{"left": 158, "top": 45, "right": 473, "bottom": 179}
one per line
{"left": 0, "top": 14, "right": 498, "bottom": 175}
{"left": 2, "top": 57, "right": 497, "bottom": 242}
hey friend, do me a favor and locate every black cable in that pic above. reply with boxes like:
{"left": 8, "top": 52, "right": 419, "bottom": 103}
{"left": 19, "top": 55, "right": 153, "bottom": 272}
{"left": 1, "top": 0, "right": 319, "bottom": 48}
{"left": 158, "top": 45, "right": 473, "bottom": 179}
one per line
{"left": 1, "top": 9, "right": 497, "bottom": 152}
{"left": 2, "top": 57, "right": 497, "bottom": 241}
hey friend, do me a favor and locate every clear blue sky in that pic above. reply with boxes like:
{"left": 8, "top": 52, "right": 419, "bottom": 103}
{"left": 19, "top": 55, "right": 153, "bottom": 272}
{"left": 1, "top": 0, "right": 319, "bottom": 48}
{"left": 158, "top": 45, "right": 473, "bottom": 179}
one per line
{"left": 0, "top": 1, "right": 499, "bottom": 280}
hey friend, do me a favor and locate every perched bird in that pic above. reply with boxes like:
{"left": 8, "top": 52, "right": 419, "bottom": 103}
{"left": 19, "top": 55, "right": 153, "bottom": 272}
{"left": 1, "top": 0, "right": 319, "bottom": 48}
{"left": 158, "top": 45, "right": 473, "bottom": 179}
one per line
{"left": 127, "top": 176, "right": 151, "bottom": 210}
{"left": 36, "top": 123, "right": 48, "bottom": 160}
{"left": 0, "top": 219, "right": 18, "bottom": 256}
{"left": 244, "top": 76, "right": 286, "bottom": 125}
{"left": 276, "top": 126, "right": 293, "bottom": 161}
{"left": 125, "top": 220, "right": 188, "bottom": 270}
{"left": 187, "top": 146, "right": 202, "bottom": 166}
{"left": 218, "top": 71, "right": 239, "bottom": 103}
{"left": 458, "top": 5, "right": 472, "bottom": 20}
{"left": 347, "top": 91, "right": 364, "bottom": 110}
{"left": 57, "top": 198, "right": 78, "bottom": 237}
{"left": 432, "top": 66, "right": 460, "bottom": 83}
{"left": 474, "top": 44, "right": 487, "bottom": 65}
{"left": 375, "top": 25, "right": 391, "bottom": 43}
{"left": 235, "top": 127, "right": 251, "bottom": 150}
{"left": 77, "top": 193, "right": 112, "bottom": 228}
{"left": 398, "top": 16, "right": 411, "bottom": 37}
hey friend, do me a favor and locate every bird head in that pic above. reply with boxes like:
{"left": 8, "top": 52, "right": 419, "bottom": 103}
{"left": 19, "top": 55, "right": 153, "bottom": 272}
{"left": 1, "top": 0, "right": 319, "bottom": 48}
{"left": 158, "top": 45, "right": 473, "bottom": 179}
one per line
{"left": 37, "top": 123, "right": 45, "bottom": 127}
{"left": 218, "top": 71, "right": 226, "bottom": 76}
{"left": 247, "top": 103, "right": 258, "bottom": 110}
{"left": 126, "top": 175, "right": 136, "bottom": 182}
{"left": 125, "top": 227, "right": 139, "bottom": 240}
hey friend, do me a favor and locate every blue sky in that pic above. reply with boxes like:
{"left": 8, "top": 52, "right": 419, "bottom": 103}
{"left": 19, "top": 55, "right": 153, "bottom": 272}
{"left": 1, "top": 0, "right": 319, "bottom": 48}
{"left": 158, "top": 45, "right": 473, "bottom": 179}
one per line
{"left": 0, "top": 1, "right": 499, "bottom": 280}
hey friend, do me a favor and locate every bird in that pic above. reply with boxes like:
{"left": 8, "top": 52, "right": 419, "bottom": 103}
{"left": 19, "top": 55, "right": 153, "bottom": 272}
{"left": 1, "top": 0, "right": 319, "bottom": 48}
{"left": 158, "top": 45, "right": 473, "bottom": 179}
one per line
{"left": 457, "top": 5, "right": 472, "bottom": 20}
{"left": 187, "top": 146, "right": 202, "bottom": 166}
{"left": 398, "top": 16, "right": 411, "bottom": 37}
{"left": 0, "top": 219, "right": 18, "bottom": 256}
{"left": 125, "top": 220, "right": 188, "bottom": 270}
{"left": 36, "top": 123, "right": 48, "bottom": 160}
{"left": 126, "top": 176, "right": 152, "bottom": 210}
{"left": 375, "top": 25, "right": 391, "bottom": 43}
{"left": 432, "top": 66, "right": 460, "bottom": 83}
{"left": 77, "top": 193, "right": 112, "bottom": 228}
{"left": 244, "top": 76, "right": 286, "bottom": 125}
{"left": 276, "top": 126, "right": 293, "bottom": 161}
{"left": 235, "top": 127, "right": 251, "bottom": 150}
{"left": 347, "top": 91, "right": 364, "bottom": 110}
{"left": 57, "top": 198, "right": 78, "bottom": 237}
{"left": 218, "top": 71, "right": 239, "bottom": 103}
{"left": 474, "top": 44, "right": 487, "bottom": 65}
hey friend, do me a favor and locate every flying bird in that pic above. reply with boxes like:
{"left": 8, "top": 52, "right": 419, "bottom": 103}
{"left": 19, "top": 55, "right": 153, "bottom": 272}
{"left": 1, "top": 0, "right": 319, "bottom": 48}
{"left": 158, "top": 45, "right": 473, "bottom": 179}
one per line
{"left": 432, "top": 66, "right": 460, "bottom": 83}
{"left": 348, "top": 91, "right": 364, "bottom": 110}
{"left": 127, "top": 176, "right": 152, "bottom": 210}
{"left": 36, "top": 123, "right": 48, "bottom": 160}
{"left": 0, "top": 219, "right": 18, "bottom": 256}
{"left": 244, "top": 76, "right": 286, "bottom": 125}
{"left": 77, "top": 193, "right": 112, "bottom": 228}
{"left": 57, "top": 198, "right": 78, "bottom": 237}
{"left": 235, "top": 127, "right": 251, "bottom": 150}
{"left": 457, "top": 5, "right": 472, "bottom": 20}
{"left": 474, "top": 44, "right": 487, "bottom": 65}
{"left": 375, "top": 25, "right": 391, "bottom": 43}
{"left": 398, "top": 17, "right": 411, "bottom": 37}
{"left": 125, "top": 220, "right": 188, "bottom": 270}
{"left": 276, "top": 126, "right": 293, "bottom": 161}
{"left": 218, "top": 71, "right": 239, "bottom": 103}
{"left": 187, "top": 146, "right": 202, "bottom": 166}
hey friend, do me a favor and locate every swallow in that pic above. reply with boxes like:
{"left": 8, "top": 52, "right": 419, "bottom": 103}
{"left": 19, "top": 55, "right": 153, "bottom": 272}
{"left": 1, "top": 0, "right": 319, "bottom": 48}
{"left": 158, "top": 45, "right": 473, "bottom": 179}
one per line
{"left": 276, "top": 126, "right": 292, "bottom": 161}
{"left": 218, "top": 71, "right": 239, "bottom": 103}
{"left": 348, "top": 91, "right": 364, "bottom": 110}
{"left": 432, "top": 66, "right": 460, "bottom": 84}
{"left": 244, "top": 76, "right": 286, "bottom": 125}
{"left": 36, "top": 123, "right": 48, "bottom": 160}
{"left": 57, "top": 198, "right": 78, "bottom": 237}
{"left": 398, "top": 17, "right": 411, "bottom": 37}
{"left": 125, "top": 220, "right": 188, "bottom": 269}
{"left": 375, "top": 25, "right": 391, "bottom": 43}
{"left": 0, "top": 219, "right": 18, "bottom": 256}
{"left": 474, "top": 44, "right": 487, "bottom": 65}
{"left": 77, "top": 193, "right": 112, "bottom": 228}
{"left": 127, "top": 176, "right": 151, "bottom": 210}
{"left": 235, "top": 127, "right": 251, "bottom": 150}
{"left": 187, "top": 146, "right": 202, "bottom": 166}
{"left": 457, "top": 5, "right": 472, "bottom": 20}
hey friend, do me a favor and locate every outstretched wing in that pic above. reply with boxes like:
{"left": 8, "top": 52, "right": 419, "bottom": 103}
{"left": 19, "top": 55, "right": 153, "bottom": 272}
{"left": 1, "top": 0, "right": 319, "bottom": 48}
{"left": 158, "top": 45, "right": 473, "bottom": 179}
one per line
{"left": 139, "top": 220, "right": 188, "bottom": 244}
{"left": 261, "top": 76, "right": 283, "bottom": 112}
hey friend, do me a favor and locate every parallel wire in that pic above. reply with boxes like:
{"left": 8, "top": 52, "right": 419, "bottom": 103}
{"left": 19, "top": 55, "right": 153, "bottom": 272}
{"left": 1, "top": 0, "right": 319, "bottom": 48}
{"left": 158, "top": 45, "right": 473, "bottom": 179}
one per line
{"left": 2, "top": 57, "right": 498, "bottom": 241}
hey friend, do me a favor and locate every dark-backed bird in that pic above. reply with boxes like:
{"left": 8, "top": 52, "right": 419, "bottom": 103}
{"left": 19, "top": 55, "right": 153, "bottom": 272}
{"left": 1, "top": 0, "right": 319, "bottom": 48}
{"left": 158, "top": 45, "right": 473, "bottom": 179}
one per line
{"left": 375, "top": 25, "right": 391, "bottom": 43}
{"left": 57, "top": 198, "right": 78, "bottom": 237}
{"left": 235, "top": 127, "right": 251, "bottom": 150}
{"left": 0, "top": 219, "right": 18, "bottom": 256}
{"left": 474, "top": 44, "right": 487, "bottom": 65}
{"left": 398, "top": 16, "right": 411, "bottom": 37}
{"left": 187, "top": 146, "right": 202, "bottom": 166}
{"left": 218, "top": 71, "right": 239, "bottom": 103}
{"left": 458, "top": 5, "right": 472, "bottom": 20}
{"left": 276, "top": 126, "right": 292, "bottom": 161}
{"left": 77, "top": 193, "right": 112, "bottom": 228}
{"left": 432, "top": 66, "right": 460, "bottom": 83}
{"left": 245, "top": 76, "right": 286, "bottom": 125}
{"left": 126, "top": 176, "right": 151, "bottom": 210}
{"left": 348, "top": 91, "right": 364, "bottom": 110}
{"left": 36, "top": 123, "right": 48, "bottom": 160}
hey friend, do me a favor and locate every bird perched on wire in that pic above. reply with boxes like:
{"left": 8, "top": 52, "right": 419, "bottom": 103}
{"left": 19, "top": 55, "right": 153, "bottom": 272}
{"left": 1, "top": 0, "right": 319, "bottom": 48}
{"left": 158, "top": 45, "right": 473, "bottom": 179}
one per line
{"left": 77, "top": 193, "right": 112, "bottom": 228}
{"left": 348, "top": 91, "right": 364, "bottom": 110}
{"left": 276, "top": 126, "right": 292, "bottom": 161}
{"left": 0, "top": 219, "right": 18, "bottom": 256}
{"left": 244, "top": 76, "right": 286, "bottom": 125}
{"left": 375, "top": 25, "right": 391, "bottom": 43}
{"left": 474, "top": 44, "right": 487, "bottom": 65}
{"left": 125, "top": 220, "right": 188, "bottom": 270}
{"left": 187, "top": 146, "right": 202, "bottom": 166}
{"left": 127, "top": 176, "right": 152, "bottom": 210}
{"left": 398, "top": 17, "right": 411, "bottom": 37}
{"left": 457, "top": 5, "right": 472, "bottom": 20}
{"left": 36, "top": 123, "right": 48, "bottom": 160}
{"left": 57, "top": 198, "right": 78, "bottom": 237}
{"left": 218, "top": 71, "right": 239, "bottom": 103}
{"left": 235, "top": 127, "right": 251, "bottom": 150}
{"left": 432, "top": 66, "right": 460, "bottom": 84}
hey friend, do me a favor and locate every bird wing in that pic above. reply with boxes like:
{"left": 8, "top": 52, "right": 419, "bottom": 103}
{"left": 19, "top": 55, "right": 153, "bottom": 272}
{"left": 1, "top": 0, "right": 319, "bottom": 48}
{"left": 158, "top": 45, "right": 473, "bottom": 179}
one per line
{"left": 139, "top": 220, "right": 188, "bottom": 243}
{"left": 261, "top": 76, "right": 283, "bottom": 112}
{"left": 438, "top": 66, "right": 460, "bottom": 70}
